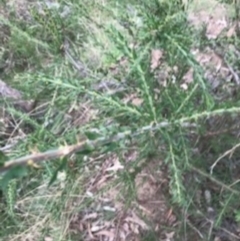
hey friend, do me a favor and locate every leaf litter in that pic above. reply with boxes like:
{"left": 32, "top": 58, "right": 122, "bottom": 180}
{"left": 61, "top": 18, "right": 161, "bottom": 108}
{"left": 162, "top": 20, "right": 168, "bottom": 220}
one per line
{"left": 68, "top": 152, "right": 171, "bottom": 241}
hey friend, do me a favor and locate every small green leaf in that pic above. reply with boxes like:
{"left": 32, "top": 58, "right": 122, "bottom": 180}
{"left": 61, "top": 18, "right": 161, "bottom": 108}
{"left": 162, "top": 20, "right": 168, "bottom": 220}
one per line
{"left": 0, "top": 150, "right": 8, "bottom": 167}
{"left": 236, "top": 211, "right": 240, "bottom": 223}
{"left": 101, "top": 142, "right": 119, "bottom": 153}
{"left": 0, "top": 166, "right": 28, "bottom": 191}
{"left": 48, "top": 158, "right": 67, "bottom": 187}
{"left": 84, "top": 131, "right": 101, "bottom": 140}
{"left": 76, "top": 148, "right": 94, "bottom": 155}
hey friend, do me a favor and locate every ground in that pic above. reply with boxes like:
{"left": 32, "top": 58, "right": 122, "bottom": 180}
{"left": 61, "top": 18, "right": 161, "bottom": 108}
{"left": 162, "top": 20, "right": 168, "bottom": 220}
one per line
{"left": 0, "top": 0, "right": 240, "bottom": 241}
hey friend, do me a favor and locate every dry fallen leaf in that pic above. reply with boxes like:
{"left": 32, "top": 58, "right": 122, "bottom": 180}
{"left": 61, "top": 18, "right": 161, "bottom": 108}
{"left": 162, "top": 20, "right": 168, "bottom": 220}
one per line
{"left": 95, "top": 230, "right": 115, "bottom": 238}
{"left": 82, "top": 212, "right": 98, "bottom": 221}
{"left": 182, "top": 68, "right": 194, "bottom": 87}
{"left": 131, "top": 98, "right": 144, "bottom": 106}
{"left": 206, "top": 18, "right": 227, "bottom": 39}
{"left": 91, "top": 224, "right": 105, "bottom": 233}
{"left": 151, "top": 49, "right": 163, "bottom": 71}
{"left": 44, "top": 237, "right": 53, "bottom": 241}
{"left": 125, "top": 212, "right": 149, "bottom": 230}
{"left": 106, "top": 159, "right": 124, "bottom": 171}
{"left": 226, "top": 25, "right": 236, "bottom": 38}
{"left": 180, "top": 83, "right": 188, "bottom": 90}
{"left": 164, "top": 231, "right": 175, "bottom": 241}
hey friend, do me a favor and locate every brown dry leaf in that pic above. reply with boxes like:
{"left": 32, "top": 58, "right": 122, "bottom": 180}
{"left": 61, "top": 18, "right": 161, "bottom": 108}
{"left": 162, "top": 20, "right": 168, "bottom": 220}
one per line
{"left": 180, "top": 83, "right": 188, "bottom": 90}
{"left": 95, "top": 174, "right": 112, "bottom": 190}
{"left": 151, "top": 49, "right": 163, "bottom": 71}
{"left": 0, "top": 79, "right": 22, "bottom": 100}
{"left": 125, "top": 212, "right": 149, "bottom": 230}
{"left": 188, "top": 2, "right": 227, "bottom": 39}
{"left": 91, "top": 225, "right": 106, "bottom": 233}
{"left": 181, "top": 68, "right": 194, "bottom": 90}
{"left": 226, "top": 25, "right": 236, "bottom": 38}
{"left": 195, "top": 49, "right": 222, "bottom": 70}
{"left": 167, "top": 214, "right": 177, "bottom": 225}
{"left": 87, "top": 223, "right": 95, "bottom": 239}
{"left": 123, "top": 93, "right": 143, "bottom": 106}
{"left": 106, "top": 157, "right": 124, "bottom": 171}
{"left": 183, "top": 68, "right": 194, "bottom": 84}
{"left": 164, "top": 231, "right": 175, "bottom": 241}
{"left": 95, "top": 230, "right": 115, "bottom": 238}
{"left": 44, "top": 237, "right": 53, "bottom": 241}
{"left": 82, "top": 212, "right": 98, "bottom": 221}
{"left": 122, "top": 222, "right": 130, "bottom": 233}
{"left": 206, "top": 18, "right": 227, "bottom": 39}
{"left": 131, "top": 98, "right": 144, "bottom": 106}
{"left": 130, "top": 222, "right": 140, "bottom": 234}
{"left": 165, "top": 208, "right": 173, "bottom": 221}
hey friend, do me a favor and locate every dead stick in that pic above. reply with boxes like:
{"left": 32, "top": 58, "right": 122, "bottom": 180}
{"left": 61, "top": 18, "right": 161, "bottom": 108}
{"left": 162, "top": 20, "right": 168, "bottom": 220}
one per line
{"left": 0, "top": 138, "right": 109, "bottom": 173}
{"left": 2, "top": 105, "right": 240, "bottom": 173}
{"left": 0, "top": 121, "right": 196, "bottom": 173}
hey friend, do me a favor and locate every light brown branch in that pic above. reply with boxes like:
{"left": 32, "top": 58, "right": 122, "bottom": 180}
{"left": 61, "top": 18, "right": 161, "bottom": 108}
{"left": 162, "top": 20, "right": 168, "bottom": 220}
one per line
{"left": 0, "top": 121, "right": 192, "bottom": 173}
{"left": 1, "top": 141, "right": 86, "bottom": 172}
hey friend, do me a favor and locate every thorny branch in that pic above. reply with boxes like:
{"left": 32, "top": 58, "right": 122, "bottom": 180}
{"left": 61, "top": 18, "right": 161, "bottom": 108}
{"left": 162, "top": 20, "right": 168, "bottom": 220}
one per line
{"left": 0, "top": 121, "right": 195, "bottom": 173}
{"left": 2, "top": 106, "right": 240, "bottom": 173}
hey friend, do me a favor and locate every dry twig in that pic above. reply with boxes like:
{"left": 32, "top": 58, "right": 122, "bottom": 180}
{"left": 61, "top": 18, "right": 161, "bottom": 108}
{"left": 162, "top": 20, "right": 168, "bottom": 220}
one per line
{"left": 0, "top": 121, "right": 195, "bottom": 173}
